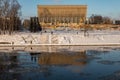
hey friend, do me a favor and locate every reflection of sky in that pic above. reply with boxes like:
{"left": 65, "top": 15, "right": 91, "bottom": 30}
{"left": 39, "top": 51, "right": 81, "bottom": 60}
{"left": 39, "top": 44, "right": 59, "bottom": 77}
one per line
{"left": 83, "top": 50, "right": 120, "bottom": 79}
{"left": 0, "top": 50, "right": 120, "bottom": 80}
{"left": 18, "top": 0, "right": 120, "bottom": 19}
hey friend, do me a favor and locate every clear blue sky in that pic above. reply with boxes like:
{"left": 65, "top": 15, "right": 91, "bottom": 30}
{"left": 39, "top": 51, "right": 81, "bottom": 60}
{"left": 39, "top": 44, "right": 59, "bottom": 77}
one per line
{"left": 18, "top": 0, "right": 120, "bottom": 19}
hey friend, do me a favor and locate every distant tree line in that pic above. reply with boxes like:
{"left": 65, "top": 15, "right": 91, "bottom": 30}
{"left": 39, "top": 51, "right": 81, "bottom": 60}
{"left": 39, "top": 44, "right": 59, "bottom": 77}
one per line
{"left": 0, "top": 0, "right": 21, "bottom": 35}
{"left": 88, "top": 14, "right": 113, "bottom": 24}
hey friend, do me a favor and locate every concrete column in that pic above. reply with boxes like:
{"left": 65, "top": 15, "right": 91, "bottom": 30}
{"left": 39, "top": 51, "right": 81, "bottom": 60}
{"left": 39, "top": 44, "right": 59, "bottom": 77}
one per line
{"left": 46, "top": 17, "right": 48, "bottom": 23}
{"left": 50, "top": 17, "right": 52, "bottom": 24}
{"left": 71, "top": 17, "right": 73, "bottom": 23}
{"left": 54, "top": 17, "right": 56, "bottom": 23}
{"left": 43, "top": 17, "right": 45, "bottom": 23}
{"left": 76, "top": 17, "right": 77, "bottom": 23}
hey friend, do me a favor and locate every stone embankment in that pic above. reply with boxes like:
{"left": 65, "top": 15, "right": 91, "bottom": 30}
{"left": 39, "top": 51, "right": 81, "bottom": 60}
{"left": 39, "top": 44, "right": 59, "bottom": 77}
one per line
{"left": 0, "top": 30, "right": 120, "bottom": 46}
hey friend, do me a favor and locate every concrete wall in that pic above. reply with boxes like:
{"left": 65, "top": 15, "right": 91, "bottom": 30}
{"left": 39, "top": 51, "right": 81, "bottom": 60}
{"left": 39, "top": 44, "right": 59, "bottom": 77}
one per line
{"left": 0, "top": 33, "right": 120, "bottom": 46}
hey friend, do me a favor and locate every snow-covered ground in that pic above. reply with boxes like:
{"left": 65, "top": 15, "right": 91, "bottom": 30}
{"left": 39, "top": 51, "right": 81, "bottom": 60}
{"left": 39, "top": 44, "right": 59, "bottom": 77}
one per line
{"left": 0, "top": 30, "right": 120, "bottom": 46}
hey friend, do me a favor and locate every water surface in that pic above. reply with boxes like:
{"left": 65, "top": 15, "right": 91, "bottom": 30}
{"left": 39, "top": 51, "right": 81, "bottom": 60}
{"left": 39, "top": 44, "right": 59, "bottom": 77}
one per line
{"left": 0, "top": 46, "right": 120, "bottom": 80}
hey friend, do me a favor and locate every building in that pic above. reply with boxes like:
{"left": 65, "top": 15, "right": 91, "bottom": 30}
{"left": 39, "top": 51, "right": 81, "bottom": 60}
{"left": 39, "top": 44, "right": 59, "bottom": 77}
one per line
{"left": 37, "top": 5, "right": 87, "bottom": 29}
{"left": 38, "top": 51, "right": 87, "bottom": 65}
{"left": 29, "top": 17, "right": 42, "bottom": 32}
{"left": 114, "top": 20, "right": 120, "bottom": 25}
{"left": 23, "top": 19, "right": 30, "bottom": 29}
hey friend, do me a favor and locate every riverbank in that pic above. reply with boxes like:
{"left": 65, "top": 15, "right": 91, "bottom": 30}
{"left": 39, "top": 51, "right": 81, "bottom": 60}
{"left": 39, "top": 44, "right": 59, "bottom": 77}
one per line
{"left": 0, "top": 45, "right": 120, "bottom": 53}
{"left": 0, "top": 30, "right": 120, "bottom": 46}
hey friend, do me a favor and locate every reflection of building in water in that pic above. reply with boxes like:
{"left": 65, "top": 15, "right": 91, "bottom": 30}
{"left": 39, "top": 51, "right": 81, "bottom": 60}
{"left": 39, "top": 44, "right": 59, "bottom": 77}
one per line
{"left": 30, "top": 52, "right": 41, "bottom": 62}
{"left": 0, "top": 52, "right": 40, "bottom": 72}
{"left": 0, "top": 52, "right": 47, "bottom": 80}
{"left": 37, "top": 5, "right": 87, "bottom": 28}
{"left": 38, "top": 51, "right": 87, "bottom": 65}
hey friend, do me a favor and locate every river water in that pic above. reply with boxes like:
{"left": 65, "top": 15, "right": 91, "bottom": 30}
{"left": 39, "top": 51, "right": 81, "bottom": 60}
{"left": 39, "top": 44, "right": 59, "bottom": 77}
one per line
{"left": 0, "top": 46, "right": 120, "bottom": 80}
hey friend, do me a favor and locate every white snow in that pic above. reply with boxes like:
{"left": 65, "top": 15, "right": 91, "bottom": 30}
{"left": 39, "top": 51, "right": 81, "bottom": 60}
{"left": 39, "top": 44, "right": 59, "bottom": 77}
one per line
{"left": 0, "top": 30, "right": 120, "bottom": 46}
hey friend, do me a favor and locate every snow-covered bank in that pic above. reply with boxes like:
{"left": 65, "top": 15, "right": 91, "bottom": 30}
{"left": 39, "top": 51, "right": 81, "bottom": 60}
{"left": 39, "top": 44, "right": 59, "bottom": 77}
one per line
{"left": 0, "top": 30, "right": 120, "bottom": 46}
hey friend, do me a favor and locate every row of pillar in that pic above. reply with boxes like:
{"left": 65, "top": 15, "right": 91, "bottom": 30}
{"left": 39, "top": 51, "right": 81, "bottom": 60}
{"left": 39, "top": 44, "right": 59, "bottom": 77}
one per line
{"left": 39, "top": 16, "right": 85, "bottom": 23}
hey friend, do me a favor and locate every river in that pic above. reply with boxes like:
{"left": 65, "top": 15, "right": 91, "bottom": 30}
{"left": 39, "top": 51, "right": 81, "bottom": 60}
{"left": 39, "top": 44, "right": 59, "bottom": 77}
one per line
{"left": 0, "top": 46, "right": 120, "bottom": 80}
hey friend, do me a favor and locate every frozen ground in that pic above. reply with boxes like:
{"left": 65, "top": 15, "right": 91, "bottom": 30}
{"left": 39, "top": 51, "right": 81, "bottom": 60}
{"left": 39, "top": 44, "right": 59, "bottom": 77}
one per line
{"left": 0, "top": 30, "right": 120, "bottom": 46}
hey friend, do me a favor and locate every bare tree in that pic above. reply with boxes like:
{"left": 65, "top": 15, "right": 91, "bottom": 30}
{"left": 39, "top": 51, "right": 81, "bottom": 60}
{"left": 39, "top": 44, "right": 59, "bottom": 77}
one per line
{"left": 89, "top": 14, "right": 112, "bottom": 24}
{"left": 89, "top": 14, "right": 103, "bottom": 24}
{"left": 0, "top": 0, "right": 21, "bottom": 34}
{"left": 103, "top": 16, "right": 112, "bottom": 24}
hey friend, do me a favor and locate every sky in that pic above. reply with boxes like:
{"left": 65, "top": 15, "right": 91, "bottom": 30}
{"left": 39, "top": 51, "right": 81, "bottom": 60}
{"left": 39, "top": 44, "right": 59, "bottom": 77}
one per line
{"left": 18, "top": 0, "right": 120, "bottom": 20}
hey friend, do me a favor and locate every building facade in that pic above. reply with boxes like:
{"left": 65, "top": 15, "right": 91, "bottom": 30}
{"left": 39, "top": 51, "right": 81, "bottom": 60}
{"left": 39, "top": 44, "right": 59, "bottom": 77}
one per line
{"left": 37, "top": 5, "right": 87, "bottom": 29}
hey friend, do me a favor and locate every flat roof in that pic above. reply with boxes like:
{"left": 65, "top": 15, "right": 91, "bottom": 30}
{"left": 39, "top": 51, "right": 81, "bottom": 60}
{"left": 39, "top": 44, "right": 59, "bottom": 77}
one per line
{"left": 37, "top": 5, "right": 87, "bottom": 8}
